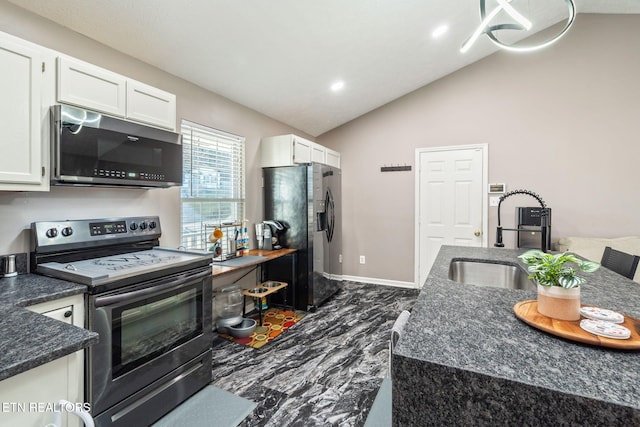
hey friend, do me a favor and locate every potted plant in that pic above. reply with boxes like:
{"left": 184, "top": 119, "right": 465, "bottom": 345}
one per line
{"left": 518, "top": 250, "right": 600, "bottom": 321}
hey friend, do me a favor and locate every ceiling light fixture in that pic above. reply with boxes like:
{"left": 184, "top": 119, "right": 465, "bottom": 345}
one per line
{"left": 330, "top": 81, "right": 345, "bottom": 92}
{"left": 432, "top": 25, "right": 449, "bottom": 39}
{"left": 461, "top": 0, "right": 576, "bottom": 53}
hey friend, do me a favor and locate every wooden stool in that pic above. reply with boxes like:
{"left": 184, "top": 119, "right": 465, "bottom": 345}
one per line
{"left": 242, "top": 281, "right": 288, "bottom": 326}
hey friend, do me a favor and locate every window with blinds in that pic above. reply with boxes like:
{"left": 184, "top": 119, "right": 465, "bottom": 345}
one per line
{"left": 180, "top": 120, "right": 245, "bottom": 250}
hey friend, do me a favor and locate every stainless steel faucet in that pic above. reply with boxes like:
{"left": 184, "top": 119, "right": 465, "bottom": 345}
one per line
{"left": 494, "top": 189, "right": 551, "bottom": 252}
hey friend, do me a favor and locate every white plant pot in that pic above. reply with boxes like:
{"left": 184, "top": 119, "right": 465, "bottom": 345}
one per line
{"left": 536, "top": 284, "right": 581, "bottom": 321}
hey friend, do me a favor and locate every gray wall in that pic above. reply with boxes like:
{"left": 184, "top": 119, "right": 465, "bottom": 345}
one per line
{"left": 0, "top": 1, "right": 311, "bottom": 264}
{"left": 317, "top": 14, "right": 640, "bottom": 284}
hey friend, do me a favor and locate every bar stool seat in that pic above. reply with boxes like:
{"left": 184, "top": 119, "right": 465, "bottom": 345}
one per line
{"left": 601, "top": 246, "right": 640, "bottom": 280}
{"left": 242, "top": 281, "right": 288, "bottom": 325}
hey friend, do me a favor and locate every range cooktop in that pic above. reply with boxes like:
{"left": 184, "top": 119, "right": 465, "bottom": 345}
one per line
{"left": 37, "top": 247, "right": 212, "bottom": 286}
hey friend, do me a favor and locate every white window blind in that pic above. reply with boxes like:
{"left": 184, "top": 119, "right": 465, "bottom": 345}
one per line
{"left": 180, "top": 120, "right": 245, "bottom": 250}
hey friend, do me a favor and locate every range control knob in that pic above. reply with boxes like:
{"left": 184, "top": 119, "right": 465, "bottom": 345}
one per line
{"left": 129, "top": 222, "right": 138, "bottom": 231}
{"left": 148, "top": 221, "right": 157, "bottom": 230}
{"left": 45, "top": 228, "right": 58, "bottom": 238}
{"left": 61, "top": 227, "right": 73, "bottom": 237}
{"left": 139, "top": 222, "right": 148, "bottom": 230}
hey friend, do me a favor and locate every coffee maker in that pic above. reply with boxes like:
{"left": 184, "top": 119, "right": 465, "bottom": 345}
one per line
{"left": 260, "top": 220, "right": 287, "bottom": 250}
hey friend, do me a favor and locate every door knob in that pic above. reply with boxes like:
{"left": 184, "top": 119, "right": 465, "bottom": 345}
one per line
{"left": 474, "top": 230, "right": 481, "bottom": 237}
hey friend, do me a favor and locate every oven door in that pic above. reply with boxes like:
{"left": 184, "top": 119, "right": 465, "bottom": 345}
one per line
{"left": 87, "top": 266, "right": 212, "bottom": 417}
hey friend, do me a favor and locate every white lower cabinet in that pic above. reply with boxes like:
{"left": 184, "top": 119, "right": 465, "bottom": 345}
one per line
{"left": 0, "top": 354, "right": 84, "bottom": 427}
{"left": 0, "top": 295, "right": 86, "bottom": 427}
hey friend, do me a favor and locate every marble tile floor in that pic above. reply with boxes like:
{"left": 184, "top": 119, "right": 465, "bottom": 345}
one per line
{"left": 210, "top": 281, "right": 420, "bottom": 427}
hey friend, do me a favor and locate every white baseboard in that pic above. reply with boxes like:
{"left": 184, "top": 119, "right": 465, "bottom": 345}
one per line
{"left": 340, "top": 275, "right": 417, "bottom": 289}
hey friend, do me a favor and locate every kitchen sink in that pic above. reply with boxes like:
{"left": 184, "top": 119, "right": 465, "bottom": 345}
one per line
{"left": 448, "top": 260, "right": 536, "bottom": 290}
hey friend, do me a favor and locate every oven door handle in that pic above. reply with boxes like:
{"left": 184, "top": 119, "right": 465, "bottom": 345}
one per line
{"left": 94, "top": 269, "right": 209, "bottom": 307}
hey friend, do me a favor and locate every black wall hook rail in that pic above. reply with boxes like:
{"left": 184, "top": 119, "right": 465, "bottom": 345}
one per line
{"left": 380, "top": 165, "right": 412, "bottom": 172}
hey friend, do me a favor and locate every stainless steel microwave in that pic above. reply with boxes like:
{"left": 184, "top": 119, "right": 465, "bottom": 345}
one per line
{"left": 51, "top": 104, "right": 182, "bottom": 188}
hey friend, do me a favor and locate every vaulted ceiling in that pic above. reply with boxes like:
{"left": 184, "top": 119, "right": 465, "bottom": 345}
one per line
{"left": 9, "top": 0, "right": 640, "bottom": 136}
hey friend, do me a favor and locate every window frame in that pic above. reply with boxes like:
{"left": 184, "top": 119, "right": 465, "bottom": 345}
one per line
{"left": 180, "top": 119, "right": 246, "bottom": 250}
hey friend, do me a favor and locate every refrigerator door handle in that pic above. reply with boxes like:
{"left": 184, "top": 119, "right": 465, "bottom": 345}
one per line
{"left": 326, "top": 188, "right": 335, "bottom": 242}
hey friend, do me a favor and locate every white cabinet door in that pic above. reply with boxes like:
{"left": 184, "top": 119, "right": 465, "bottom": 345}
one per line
{"left": 0, "top": 32, "right": 47, "bottom": 190}
{"left": 325, "top": 148, "right": 341, "bottom": 169}
{"left": 39, "top": 304, "right": 74, "bottom": 324}
{"left": 311, "top": 142, "right": 326, "bottom": 164}
{"left": 126, "top": 80, "right": 177, "bottom": 130}
{"left": 57, "top": 56, "right": 127, "bottom": 117}
{"left": 416, "top": 146, "right": 486, "bottom": 287}
{"left": 292, "top": 136, "right": 312, "bottom": 164}
{"left": 27, "top": 294, "right": 85, "bottom": 328}
{"left": 0, "top": 356, "right": 78, "bottom": 427}
{"left": 26, "top": 295, "right": 85, "bottom": 427}
{"left": 261, "top": 134, "right": 311, "bottom": 167}
{"left": 0, "top": 295, "right": 87, "bottom": 427}
{"left": 261, "top": 135, "right": 341, "bottom": 168}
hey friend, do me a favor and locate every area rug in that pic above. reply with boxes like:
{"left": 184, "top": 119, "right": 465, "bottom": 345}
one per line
{"left": 151, "top": 385, "right": 256, "bottom": 427}
{"left": 219, "top": 307, "right": 306, "bottom": 349}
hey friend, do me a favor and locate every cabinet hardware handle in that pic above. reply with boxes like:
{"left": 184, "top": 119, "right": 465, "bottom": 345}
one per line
{"left": 64, "top": 310, "right": 72, "bottom": 318}
{"left": 474, "top": 230, "right": 481, "bottom": 237}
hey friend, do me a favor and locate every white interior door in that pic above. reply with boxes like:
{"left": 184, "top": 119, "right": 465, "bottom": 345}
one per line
{"left": 415, "top": 145, "right": 487, "bottom": 287}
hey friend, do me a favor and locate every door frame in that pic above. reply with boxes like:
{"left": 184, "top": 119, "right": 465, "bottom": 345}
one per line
{"left": 414, "top": 143, "right": 489, "bottom": 287}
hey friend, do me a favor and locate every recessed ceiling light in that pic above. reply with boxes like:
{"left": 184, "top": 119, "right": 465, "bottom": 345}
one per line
{"left": 432, "top": 24, "right": 449, "bottom": 39}
{"left": 330, "top": 81, "right": 345, "bottom": 92}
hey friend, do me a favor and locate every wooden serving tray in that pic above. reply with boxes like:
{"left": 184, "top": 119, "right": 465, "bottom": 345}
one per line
{"left": 513, "top": 300, "right": 640, "bottom": 350}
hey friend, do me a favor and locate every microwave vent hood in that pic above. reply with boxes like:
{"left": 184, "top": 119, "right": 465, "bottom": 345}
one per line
{"left": 51, "top": 104, "right": 183, "bottom": 189}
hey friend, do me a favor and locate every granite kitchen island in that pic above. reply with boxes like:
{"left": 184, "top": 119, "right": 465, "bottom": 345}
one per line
{"left": 392, "top": 245, "right": 639, "bottom": 426}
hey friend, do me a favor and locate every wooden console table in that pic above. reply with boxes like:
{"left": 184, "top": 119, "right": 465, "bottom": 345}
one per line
{"left": 211, "top": 248, "right": 298, "bottom": 322}
{"left": 211, "top": 248, "right": 296, "bottom": 278}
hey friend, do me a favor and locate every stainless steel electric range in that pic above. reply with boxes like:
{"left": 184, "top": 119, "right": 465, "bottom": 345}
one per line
{"left": 31, "top": 216, "right": 213, "bottom": 427}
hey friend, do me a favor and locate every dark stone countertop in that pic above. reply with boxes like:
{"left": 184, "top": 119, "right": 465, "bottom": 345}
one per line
{"left": 0, "top": 274, "right": 98, "bottom": 381}
{"left": 392, "top": 245, "right": 640, "bottom": 426}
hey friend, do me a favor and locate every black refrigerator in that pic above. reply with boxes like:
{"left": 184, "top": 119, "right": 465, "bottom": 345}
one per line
{"left": 263, "top": 163, "right": 342, "bottom": 311}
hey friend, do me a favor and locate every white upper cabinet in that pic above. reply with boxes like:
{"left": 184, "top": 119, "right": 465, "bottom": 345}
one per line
{"left": 261, "top": 134, "right": 312, "bottom": 167}
{"left": 0, "top": 31, "right": 52, "bottom": 191}
{"left": 57, "top": 56, "right": 127, "bottom": 117}
{"left": 57, "top": 56, "right": 176, "bottom": 130}
{"left": 261, "top": 134, "right": 341, "bottom": 168}
{"left": 325, "top": 147, "right": 341, "bottom": 169}
{"left": 126, "top": 80, "right": 177, "bottom": 130}
{"left": 311, "top": 142, "right": 326, "bottom": 164}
